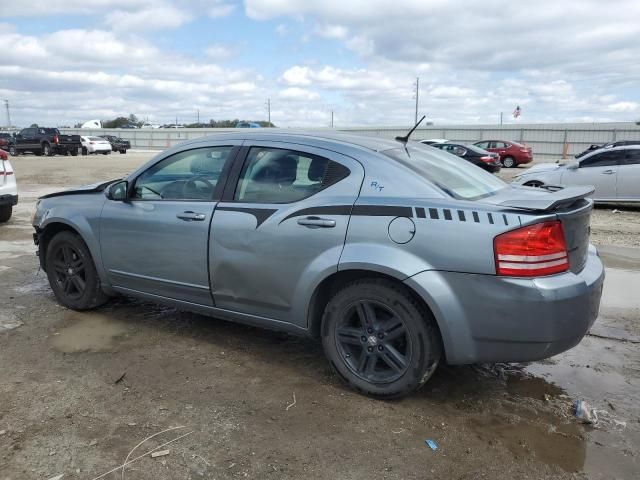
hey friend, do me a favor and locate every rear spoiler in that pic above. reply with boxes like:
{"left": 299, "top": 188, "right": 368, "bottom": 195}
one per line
{"left": 498, "top": 185, "right": 595, "bottom": 211}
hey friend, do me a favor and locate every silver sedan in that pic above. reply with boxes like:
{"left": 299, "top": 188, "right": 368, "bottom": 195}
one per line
{"left": 514, "top": 145, "right": 640, "bottom": 203}
{"left": 32, "top": 131, "right": 604, "bottom": 398}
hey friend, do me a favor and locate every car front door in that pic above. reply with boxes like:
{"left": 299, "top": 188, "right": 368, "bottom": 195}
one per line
{"left": 561, "top": 150, "right": 623, "bottom": 201}
{"left": 100, "top": 143, "right": 238, "bottom": 305}
{"left": 616, "top": 149, "right": 640, "bottom": 201}
{"left": 210, "top": 141, "right": 364, "bottom": 326}
{"left": 17, "top": 129, "right": 34, "bottom": 150}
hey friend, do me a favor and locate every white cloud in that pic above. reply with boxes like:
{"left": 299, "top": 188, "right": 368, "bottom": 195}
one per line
{"left": 314, "top": 24, "right": 348, "bottom": 40}
{"left": 204, "top": 44, "right": 235, "bottom": 60}
{"left": 105, "top": 6, "right": 192, "bottom": 31}
{"left": 278, "top": 87, "right": 320, "bottom": 101}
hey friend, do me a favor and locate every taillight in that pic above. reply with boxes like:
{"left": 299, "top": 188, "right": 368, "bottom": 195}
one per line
{"left": 480, "top": 156, "right": 495, "bottom": 163}
{"left": 53, "top": 134, "right": 59, "bottom": 144}
{"left": 89, "top": 141, "right": 95, "bottom": 145}
{"left": 520, "top": 148, "right": 529, "bottom": 153}
{"left": 494, "top": 220, "right": 569, "bottom": 277}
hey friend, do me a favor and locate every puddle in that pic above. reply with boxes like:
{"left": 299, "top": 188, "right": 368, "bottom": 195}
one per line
{"left": 52, "top": 312, "right": 130, "bottom": 353}
{"left": 506, "top": 373, "right": 565, "bottom": 400}
{"left": 0, "top": 313, "right": 23, "bottom": 332}
{"left": 598, "top": 245, "right": 640, "bottom": 271}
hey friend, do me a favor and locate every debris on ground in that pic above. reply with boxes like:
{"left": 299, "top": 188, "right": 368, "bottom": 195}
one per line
{"left": 575, "top": 400, "right": 597, "bottom": 424}
{"left": 285, "top": 393, "right": 296, "bottom": 411}
{"left": 0, "top": 316, "right": 23, "bottom": 331}
{"left": 425, "top": 439, "right": 438, "bottom": 451}
{"left": 114, "top": 372, "right": 127, "bottom": 384}
{"left": 151, "top": 449, "right": 170, "bottom": 458}
{"left": 47, "top": 475, "right": 64, "bottom": 480}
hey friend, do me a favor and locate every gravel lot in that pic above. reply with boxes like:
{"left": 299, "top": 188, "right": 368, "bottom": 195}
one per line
{"left": 1, "top": 151, "right": 638, "bottom": 479}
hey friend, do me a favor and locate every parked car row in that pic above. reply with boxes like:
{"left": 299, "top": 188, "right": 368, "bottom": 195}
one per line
{"left": 421, "top": 138, "right": 533, "bottom": 169}
{"left": 0, "top": 128, "right": 131, "bottom": 157}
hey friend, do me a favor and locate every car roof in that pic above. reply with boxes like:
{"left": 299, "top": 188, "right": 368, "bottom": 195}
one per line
{"left": 177, "top": 129, "right": 405, "bottom": 154}
{"left": 579, "top": 144, "right": 640, "bottom": 160}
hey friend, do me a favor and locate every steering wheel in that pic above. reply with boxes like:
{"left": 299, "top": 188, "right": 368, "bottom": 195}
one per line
{"left": 182, "top": 176, "right": 214, "bottom": 199}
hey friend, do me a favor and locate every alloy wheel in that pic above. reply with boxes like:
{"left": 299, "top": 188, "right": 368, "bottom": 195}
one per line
{"left": 51, "top": 243, "right": 87, "bottom": 300}
{"left": 335, "top": 300, "right": 412, "bottom": 383}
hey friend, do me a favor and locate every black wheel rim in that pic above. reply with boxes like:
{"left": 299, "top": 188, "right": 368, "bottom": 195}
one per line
{"left": 51, "top": 243, "right": 87, "bottom": 300}
{"left": 335, "top": 300, "right": 412, "bottom": 384}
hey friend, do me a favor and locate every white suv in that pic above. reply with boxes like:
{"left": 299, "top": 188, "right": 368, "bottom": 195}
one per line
{"left": 0, "top": 150, "right": 17, "bottom": 222}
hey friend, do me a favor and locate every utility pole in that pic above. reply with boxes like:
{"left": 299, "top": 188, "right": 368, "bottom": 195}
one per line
{"left": 266, "top": 98, "right": 271, "bottom": 126}
{"left": 500, "top": 112, "right": 503, "bottom": 126}
{"left": 414, "top": 77, "right": 419, "bottom": 125}
{"left": 331, "top": 110, "right": 334, "bottom": 128}
{"left": 197, "top": 109, "right": 200, "bottom": 125}
{"left": 4, "top": 100, "right": 11, "bottom": 128}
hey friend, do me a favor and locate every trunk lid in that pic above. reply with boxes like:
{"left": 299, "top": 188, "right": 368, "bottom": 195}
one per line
{"left": 484, "top": 185, "right": 594, "bottom": 273}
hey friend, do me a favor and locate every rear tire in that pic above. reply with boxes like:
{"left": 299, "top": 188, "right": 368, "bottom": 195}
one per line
{"left": 71, "top": 149, "right": 78, "bottom": 156}
{"left": 502, "top": 156, "right": 516, "bottom": 168}
{"left": 120, "top": 150, "right": 126, "bottom": 154}
{"left": 42, "top": 143, "right": 53, "bottom": 157}
{"left": 8, "top": 145, "right": 17, "bottom": 156}
{"left": 321, "top": 278, "right": 441, "bottom": 399}
{"left": 102, "top": 151, "right": 109, "bottom": 155}
{"left": 81, "top": 147, "right": 88, "bottom": 155}
{"left": 45, "top": 231, "right": 109, "bottom": 310}
{"left": 0, "top": 205, "right": 12, "bottom": 223}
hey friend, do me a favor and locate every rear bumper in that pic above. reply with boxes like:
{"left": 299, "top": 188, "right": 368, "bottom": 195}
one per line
{"left": 516, "top": 155, "right": 533, "bottom": 165}
{"left": 405, "top": 244, "right": 604, "bottom": 364}
{"left": 0, "top": 194, "right": 18, "bottom": 206}
{"left": 55, "top": 144, "right": 80, "bottom": 154}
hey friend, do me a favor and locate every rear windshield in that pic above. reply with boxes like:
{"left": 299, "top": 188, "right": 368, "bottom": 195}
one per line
{"left": 89, "top": 136, "right": 105, "bottom": 141}
{"left": 383, "top": 145, "right": 506, "bottom": 200}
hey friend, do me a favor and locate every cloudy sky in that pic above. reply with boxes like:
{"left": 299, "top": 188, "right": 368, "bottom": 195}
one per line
{"left": 1, "top": 0, "right": 639, "bottom": 127}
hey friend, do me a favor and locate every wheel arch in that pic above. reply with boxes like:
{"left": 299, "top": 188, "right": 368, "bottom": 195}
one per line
{"left": 37, "top": 218, "right": 108, "bottom": 290}
{"left": 306, "top": 268, "right": 445, "bottom": 356}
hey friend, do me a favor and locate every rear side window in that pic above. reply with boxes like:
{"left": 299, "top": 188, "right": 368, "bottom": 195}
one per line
{"left": 383, "top": 146, "right": 506, "bottom": 200}
{"left": 234, "top": 147, "right": 349, "bottom": 203}
{"left": 475, "top": 141, "right": 489, "bottom": 149}
{"left": 625, "top": 150, "right": 640, "bottom": 166}
{"left": 580, "top": 150, "right": 624, "bottom": 168}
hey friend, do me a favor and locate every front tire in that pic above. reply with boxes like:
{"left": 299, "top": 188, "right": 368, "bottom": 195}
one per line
{"left": 321, "top": 278, "right": 441, "bottom": 399}
{"left": 502, "top": 156, "right": 516, "bottom": 168}
{"left": 45, "top": 231, "right": 109, "bottom": 310}
{"left": 0, "top": 205, "right": 12, "bottom": 223}
{"left": 8, "top": 145, "right": 18, "bottom": 156}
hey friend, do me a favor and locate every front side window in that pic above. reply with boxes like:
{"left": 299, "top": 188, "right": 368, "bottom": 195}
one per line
{"left": 383, "top": 146, "right": 506, "bottom": 200}
{"left": 580, "top": 151, "right": 623, "bottom": 168}
{"left": 234, "top": 147, "right": 349, "bottom": 203}
{"left": 133, "top": 146, "right": 233, "bottom": 200}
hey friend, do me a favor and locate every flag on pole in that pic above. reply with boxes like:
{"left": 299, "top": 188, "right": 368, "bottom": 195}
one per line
{"left": 513, "top": 105, "right": 521, "bottom": 118}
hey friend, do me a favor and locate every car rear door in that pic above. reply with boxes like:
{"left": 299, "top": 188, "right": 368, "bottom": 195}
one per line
{"left": 616, "top": 149, "right": 640, "bottom": 201}
{"left": 209, "top": 141, "right": 364, "bottom": 326}
{"left": 561, "top": 150, "right": 623, "bottom": 201}
{"left": 100, "top": 143, "right": 239, "bottom": 305}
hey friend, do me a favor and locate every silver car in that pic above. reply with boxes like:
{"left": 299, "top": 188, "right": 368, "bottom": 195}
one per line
{"left": 32, "top": 132, "right": 604, "bottom": 398}
{"left": 514, "top": 145, "right": 640, "bottom": 203}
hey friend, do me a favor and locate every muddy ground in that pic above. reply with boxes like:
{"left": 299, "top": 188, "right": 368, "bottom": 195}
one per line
{"left": 1, "top": 152, "right": 639, "bottom": 480}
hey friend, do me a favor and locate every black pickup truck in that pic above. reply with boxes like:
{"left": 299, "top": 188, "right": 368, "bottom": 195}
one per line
{"left": 100, "top": 135, "right": 131, "bottom": 154}
{"left": 9, "top": 127, "right": 81, "bottom": 157}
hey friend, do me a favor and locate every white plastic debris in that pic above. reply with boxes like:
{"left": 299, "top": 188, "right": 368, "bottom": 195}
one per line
{"left": 575, "top": 400, "right": 597, "bottom": 424}
{"left": 151, "top": 450, "right": 170, "bottom": 458}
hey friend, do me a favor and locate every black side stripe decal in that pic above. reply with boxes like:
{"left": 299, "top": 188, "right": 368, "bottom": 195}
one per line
{"left": 429, "top": 208, "right": 439, "bottom": 219}
{"left": 216, "top": 206, "right": 278, "bottom": 228}
{"left": 352, "top": 205, "right": 413, "bottom": 217}
{"left": 458, "top": 210, "right": 466, "bottom": 221}
{"left": 415, "top": 207, "right": 426, "bottom": 218}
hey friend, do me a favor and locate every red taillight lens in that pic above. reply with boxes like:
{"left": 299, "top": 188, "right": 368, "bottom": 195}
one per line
{"left": 480, "top": 156, "right": 495, "bottom": 163}
{"left": 53, "top": 134, "right": 59, "bottom": 144}
{"left": 89, "top": 141, "right": 95, "bottom": 144}
{"left": 494, "top": 220, "right": 569, "bottom": 277}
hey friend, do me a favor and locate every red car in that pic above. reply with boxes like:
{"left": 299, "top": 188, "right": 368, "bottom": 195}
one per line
{"left": 474, "top": 140, "right": 533, "bottom": 168}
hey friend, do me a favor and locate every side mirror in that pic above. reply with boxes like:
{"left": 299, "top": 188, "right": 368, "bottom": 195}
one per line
{"left": 106, "top": 180, "right": 129, "bottom": 201}
{"left": 566, "top": 161, "right": 579, "bottom": 170}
